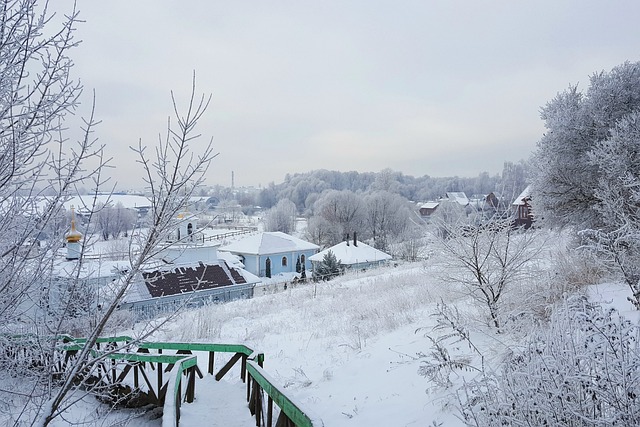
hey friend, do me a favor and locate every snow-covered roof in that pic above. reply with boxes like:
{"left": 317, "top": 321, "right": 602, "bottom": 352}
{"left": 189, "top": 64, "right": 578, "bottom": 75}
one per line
{"left": 62, "top": 194, "right": 152, "bottom": 212}
{"left": 220, "top": 232, "right": 319, "bottom": 255}
{"left": 512, "top": 185, "right": 532, "bottom": 206}
{"left": 52, "top": 259, "right": 130, "bottom": 279}
{"left": 218, "top": 251, "right": 244, "bottom": 268}
{"left": 309, "top": 241, "right": 392, "bottom": 265}
{"left": 123, "top": 259, "right": 260, "bottom": 304}
{"left": 445, "top": 192, "right": 469, "bottom": 206}
{"left": 420, "top": 201, "right": 439, "bottom": 209}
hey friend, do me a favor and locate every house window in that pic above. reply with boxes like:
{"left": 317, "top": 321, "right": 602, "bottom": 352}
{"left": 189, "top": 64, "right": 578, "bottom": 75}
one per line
{"left": 282, "top": 256, "right": 287, "bottom": 267}
{"left": 301, "top": 254, "right": 305, "bottom": 264}
{"left": 187, "top": 223, "right": 193, "bottom": 235}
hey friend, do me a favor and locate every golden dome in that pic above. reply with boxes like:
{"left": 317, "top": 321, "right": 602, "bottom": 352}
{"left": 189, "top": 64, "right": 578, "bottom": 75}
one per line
{"left": 65, "top": 206, "right": 82, "bottom": 243}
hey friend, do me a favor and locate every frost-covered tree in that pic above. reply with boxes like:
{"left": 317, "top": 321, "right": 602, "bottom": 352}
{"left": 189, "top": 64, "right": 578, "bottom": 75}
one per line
{"left": 39, "top": 77, "right": 216, "bottom": 426}
{"left": 0, "top": 1, "right": 109, "bottom": 423}
{"left": 257, "top": 183, "right": 278, "bottom": 209}
{"left": 581, "top": 111, "right": 640, "bottom": 308}
{"left": 96, "top": 201, "right": 136, "bottom": 240}
{"left": 532, "top": 61, "right": 640, "bottom": 230}
{"left": 0, "top": 1, "right": 216, "bottom": 424}
{"left": 312, "top": 189, "right": 364, "bottom": 246}
{"left": 362, "top": 191, "right": 411, "bottom": 251}
{"left": 430, "top": 200, "right": 468, "bottom": 240}
{"left": 305, "top": 215, "right": 341, "bottom": 248}
{"left": 498, "top": 160, "right": 530, "bottom": 203}
{"left": 0, "top": 0, "right": 102, "bottom": 331}
{"left": 263, "top": 198, "right": 297, "bottom": 233}
{"left": 532, "top": 61, "right": 640, "bottom": 308}
{"left": 395, "top": 222, "right": 426, "bottom": 262}
{"left": 432, "top": 214, "right": 542, "bottom": 330}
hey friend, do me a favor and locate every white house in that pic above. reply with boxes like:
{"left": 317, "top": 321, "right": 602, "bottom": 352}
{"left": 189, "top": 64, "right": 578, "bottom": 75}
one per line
{"left": 220, "top": 232, "right": 319, "bottom": 278}
{"left": 309, "top": 236, "right": 392, "bottom": 273}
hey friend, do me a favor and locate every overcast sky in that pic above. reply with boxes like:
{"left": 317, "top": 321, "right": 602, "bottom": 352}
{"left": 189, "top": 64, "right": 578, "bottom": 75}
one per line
{"left": 64, "top": 1, "right": 640, "bottom": 190}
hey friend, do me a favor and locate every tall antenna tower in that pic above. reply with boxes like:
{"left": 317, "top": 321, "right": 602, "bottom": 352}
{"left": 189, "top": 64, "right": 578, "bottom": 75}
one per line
{"left": 231, "top": 170, "right": 235, "bottom": 189}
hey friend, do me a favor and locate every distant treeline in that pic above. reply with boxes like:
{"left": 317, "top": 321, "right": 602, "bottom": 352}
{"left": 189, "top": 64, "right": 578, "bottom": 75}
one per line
{"left": 254, "top": 162, "right": 529, "bottom": 212}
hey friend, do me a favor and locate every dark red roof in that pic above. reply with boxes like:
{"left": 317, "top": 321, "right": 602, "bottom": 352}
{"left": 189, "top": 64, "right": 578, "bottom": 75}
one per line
{"left": 142, "top": 262, "right": 247, "bottom": 298}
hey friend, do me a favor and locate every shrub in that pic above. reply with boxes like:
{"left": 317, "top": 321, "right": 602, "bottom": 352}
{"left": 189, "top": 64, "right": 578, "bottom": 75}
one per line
{"left": 457, "top": 296, "right": 640, "bottom": 426}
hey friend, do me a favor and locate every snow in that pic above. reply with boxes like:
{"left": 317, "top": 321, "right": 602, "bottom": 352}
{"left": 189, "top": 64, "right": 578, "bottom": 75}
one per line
{"left": 588, "top": 281, "right": 640, "bottom": 322}
{"left": 445, "top": 192, "right": 469, "bottom": 206}
{"left": 178, "top": 377, "right": 255, "bottom": 426}
{"left": 52, "top": 258, "right": 129, "bottom": 279}
{"left": 62, "top": 194, "right": 152, "bottom": 212}
{"left": 511, "top": 184, "right": 531, "bottom": 206}
{"left": 220, "top": 232, "right": 319, "bottom": 255}
{"left": 420, "top": 201, "right": 439, "bottom": 209}
{"left": 145, "top": 255, "right": 639, "bottom": 426}
{"left": 308, "top": 241, "right": 391, "bottom": 265}
{"left": 148, "top": 264, "right": 465, "bottom": 426}
{"left": 19, "top": 230, "right": 640, "bottom": 426}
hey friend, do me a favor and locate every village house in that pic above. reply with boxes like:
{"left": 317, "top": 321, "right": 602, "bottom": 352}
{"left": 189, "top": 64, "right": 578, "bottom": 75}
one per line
{"left": 512, "top": 185, "right": 533, "bottom": 229}
{"left": 52, "top": 209, "right": 260, "bottom": 319}
{"left": 419, "top": 192, "right": 470, "bottom": 218}
{"left": 220, "top": 232, "right": 319, "bottom": 278}
{"left": 445, "top": 191, "right": 470, "bottom": 206}
{"left": 309, "top": 233, "right": 392, "bottom": 273}
{"left": 418, "top": 201, "right": 440, "bottom": 217}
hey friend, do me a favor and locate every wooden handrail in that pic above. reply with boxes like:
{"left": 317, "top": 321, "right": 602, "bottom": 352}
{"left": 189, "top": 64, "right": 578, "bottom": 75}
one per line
{"left": 11, "top": 335, "right": 319, "bottom": 426}
{"left": 246, "top": 361, "right": 324, "bottom": 427}
{"left": 162, "top": 355, "right": 198, "bottom": 427}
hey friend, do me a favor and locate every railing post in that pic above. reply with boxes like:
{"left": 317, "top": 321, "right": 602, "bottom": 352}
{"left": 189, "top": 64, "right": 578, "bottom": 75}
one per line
{"left": 247, "top": 370, "right": 251, "bottom": 401}
{"left": 176, "top": 380, "right": 182, "bottom": 425}
{"left": 255, "top": 380, "right": 262, "bottom": 427}
{"left": 134, "top": 364, "right": 139, "bottom": 388}
{"left": 186, "top": 366, "right": 196, "bottom": 403}
{"left": 241, "top": 354, "right": 247, "bottom": 382}
{"left": 208, "top": 351, "right": 214, "bottom": 375}
{"left": 249, "top": 377, "right": 256, "bottom": 415}
{"left": 157, "top": 361, "right": 163, "bottom": 402}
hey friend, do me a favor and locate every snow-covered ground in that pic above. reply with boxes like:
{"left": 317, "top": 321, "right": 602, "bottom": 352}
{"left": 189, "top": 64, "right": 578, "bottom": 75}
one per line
{"left": 41, "top": 227, "right": 639, "bottom": 426}
{"left": 132, "top": 250, "right": 632, "bottom": 426}
{"left": 158, "top": 264, "right": 441, "bottom": 425}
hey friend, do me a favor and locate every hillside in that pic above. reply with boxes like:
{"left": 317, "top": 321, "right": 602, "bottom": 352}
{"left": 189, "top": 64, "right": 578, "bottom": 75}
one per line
{"left": 136, "top": 229, "right": 637, "bottom": 426}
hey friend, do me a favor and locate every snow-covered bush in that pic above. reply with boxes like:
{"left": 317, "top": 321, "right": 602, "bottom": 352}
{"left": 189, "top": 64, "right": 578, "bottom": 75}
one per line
{"left": 457, "top": 297, "right": 640, "bottom": 426}
{"left": 417, "top": 302, "right": 484, "bottom": 389}
{"left": 500, "top": 238, "right": 605, "bottom": 326}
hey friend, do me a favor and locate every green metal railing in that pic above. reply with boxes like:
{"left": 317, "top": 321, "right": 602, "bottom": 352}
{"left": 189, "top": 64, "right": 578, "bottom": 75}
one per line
{"left": 39, "top": 335, "right": 321, "bottom": 426}
{"left": 246, "top": 360, "right": 322, "bottom": 427}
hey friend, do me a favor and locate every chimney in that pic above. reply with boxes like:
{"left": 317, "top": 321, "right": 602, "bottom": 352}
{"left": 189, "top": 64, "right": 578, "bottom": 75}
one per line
{"left": 346, "top": 233, "right": 350, "bottom": 246}
{"left": 353, "top": 231, "right": 357, "bottom": 247}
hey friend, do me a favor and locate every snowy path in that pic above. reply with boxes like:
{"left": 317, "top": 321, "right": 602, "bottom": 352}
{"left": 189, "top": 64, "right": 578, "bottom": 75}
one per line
{"left": 178, "top": 376, "right": 256, "bottom": 426}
